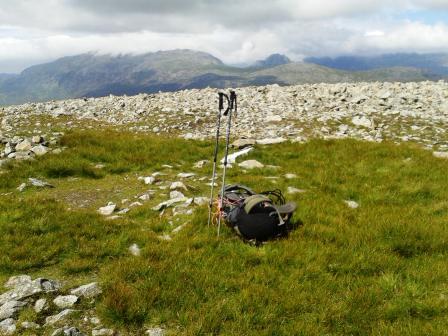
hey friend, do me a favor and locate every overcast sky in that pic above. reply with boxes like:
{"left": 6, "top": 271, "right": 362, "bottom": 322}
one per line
{"left": 1, "top": 0, "right": 448, "bottom": 73}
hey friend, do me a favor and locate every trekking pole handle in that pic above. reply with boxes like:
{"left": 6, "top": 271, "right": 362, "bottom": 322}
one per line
{"left": 230, "top": 91, "right": 237, "bottom": 118}
{"left": 219, "top": 92, "right": 230, "bottom": 115}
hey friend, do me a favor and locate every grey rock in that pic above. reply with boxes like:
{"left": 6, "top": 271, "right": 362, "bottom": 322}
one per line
{"left": 238, "top": 160, "right": 264, "bottom": 169}
{"left": 177, "top": 172, "right": 195, "bottom": 178}
{"left": 70, "top": 283, "right": 102, "bottom": 299}
{"left": 21, "top": 321, "right": 40, "bottom": 329}
{"left": 4, "top": 275, "right": 31, "bottom": 289}
{"left": 0, "top": 277, "right": 59, "bottom": 306}
{"left": 287, "top": 187, "right": 306, "bottom": 194}
{"left": 34, "top": 298, "right": 48, "bottom": 313}
{"left": 17, "top": 183, "right": 27, "bottom": 192}
{"left": 15, "top": 139, "right": 32, "bottom": 152}
{"left": 28, "top": 178, "right": 54, "bottom": 188}
{"left": 51, "top": 326, "right": 85, "bottom": 336}
{"left": 146, "top": 327, "right": 165, "bottom": 336}
{"left": 232, "top": 138, "right": 256, "bottom": 149}
{"left": 98, "top": 203, "right": 116, "bottom": 216}
{"left": 139, "top": 176, "right": 156, "bottom": 185}
{"left": 284, "top": 174, "right": 297, "bottom": 179}
{"left": 31, "top": 135, "right": 44, "bottom": 144}
{"left": 433, "top": 151, "right": 448, "bottom": 159}
{"left": 344, "top": 200, "right": 359, "bottom": 209}
{"left": 170, "top": 191, "right": 185, "bottom": 199}
{"left": 0, "top": 300, "right": 26, "bottom": 320}
{"left": 0, "top": 318, "right": 16, "bottom": 335}
{"left": 193, "top": 197, "right": 209, "bottom": 206}
{"left": 352, "top": 116, "right": 373, "bottom": 129}
{"left": 31, "top": 144, "right": 49, "bottom": 156}
{"left": 170, "top": 181, "right": 187, "bottom": 191}
{"left": 92, "top": 329, "right": 114, "bottom": 336}
{"left": 193, "top": 160, "right": 209, "bottom": 168}
{"left": 222, "top": 147, "right": 253, "bottom": 164}
{"left": 152, "top": 197, "right": 189, "bottom": 211}
{"left": 256, "top": 137, "right": 286, "bottom": 145}
{"left": 129, "top": 244, "right": 141, "bottom": 256}
{"left": 53, "top": 295, "right": 78, "bottom": 308}
{"left": 45, "top": 309, "right": 77, "bottom": 325}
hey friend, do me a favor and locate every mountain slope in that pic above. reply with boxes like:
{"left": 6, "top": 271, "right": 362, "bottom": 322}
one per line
{"left": 0, "top": 50, "right": 438, "bottom": 106}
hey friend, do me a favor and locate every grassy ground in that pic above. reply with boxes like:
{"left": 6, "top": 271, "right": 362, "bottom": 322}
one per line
{"left": 0, "top": 130, "right": 447, "bottom": 335}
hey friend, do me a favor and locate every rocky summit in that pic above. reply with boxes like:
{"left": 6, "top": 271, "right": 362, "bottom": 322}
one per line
{"left": 1, "top": 81, "right": 448, "bottom": 154}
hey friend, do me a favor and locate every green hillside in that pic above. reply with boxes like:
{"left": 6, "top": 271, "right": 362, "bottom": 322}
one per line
{"left": 0, "top": 130, "right": 447, "bottom": 335}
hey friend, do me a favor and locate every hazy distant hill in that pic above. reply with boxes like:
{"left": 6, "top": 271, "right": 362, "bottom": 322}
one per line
{"left": 0, "top": 50, "right": 438, "bottom": 105}
{"left": 253, "top": 54, "right": 291, "bottom": 68}
{"left": 305, "top": 53, "right": 448, "bottom": 78}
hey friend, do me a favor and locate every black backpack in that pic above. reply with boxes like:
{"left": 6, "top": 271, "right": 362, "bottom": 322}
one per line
{"left": 220, "top": 185, "right": 296, "bottom": 242}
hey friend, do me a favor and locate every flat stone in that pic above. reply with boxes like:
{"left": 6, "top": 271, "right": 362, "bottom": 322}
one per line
{"left": 45, "top": 309, "right": 77, "bottom": 325}
{"left": 170, "top": 181, "right": 187, "bottom": 191}
{"left": 146, "top": 327, "right": 165, "bottom": 336}
{"left": 4, "top": 275, "right": 32, "bottom": 289}
{"left": 129, "top": 244, "right": 141, "bottom": 256}
{"left": 152, "top": 197, "right": 189, "bottom": 211}
{"left": 139, "top": 176, "right": 156, "bottom": 185}
{"left": 0, "top": 318, "right": 16, "bottom": 335}
{"left": 17, "top": 183, "right": 27, "bottom": 192}
{"left": 177, "top": 172, "right": 195, "bottom": 178}
{"left": 53, "top": 295, "right": 78, "bottom": 308}
{"left": 284, "top": 174, "right": 297, "bottom": 179}
{"left": 232, "top": 138, "right": 256, "bottom": 149}
{"left": 193, "top": 160, "right": 209, "bottom": 168}
{"left": 287, "top": 187, "right": 306, "bottom": 194}
{"left": 34, "top": 298, "right": 48, "bottom": 313}
{"left": 31, "top": 135, "right": 44, "bottom": 144}
{"left": 92, "top": 329, "right": 114, "bottom": 336}
{"left": 31, "top": 145, "right": 49, "bottom": 156}
{"left": 15, "top": 139, "right": 32, "bottom": 152}
{"left": 29, "top": 178, "right": 54, "bottom": 188}
{"left": 0, "top": 300, "right": 26, "bottom": 320}
{"left": 222, "top": 147, "right": 253, "bottom": 164}
{"left": 433, "top": 151, "right": 448, "bottom": 159}
{"left": 266, "top": 115, "right": 282, "bottom": 122}
{"left": 256, "top": 137, "right": 287, "bottom": 145}
{"left": 98, "top": 203, "right": 116, "bottom": 216}
{"left": 193, "top": 197, "right": 209, "bottom": 206}
{"left": 70, "top": 283, "right": 102, "bottom": 298}
{"left": 21, "top": 321, "right": 40, "bottom": 329}
{"left": 170, "top": 191, "right": 185, "bottom": 199}
{"left": 0, "top": 277, "right": 59, "bottom": 306}
{"left": 238, "top": 160, "right": 264, "bottom": 169}
{"left": 344, "top": 200, "right": 359, "bottom": 209}
{"left": 352, "top": 116, "right": 373, "bottom": 129}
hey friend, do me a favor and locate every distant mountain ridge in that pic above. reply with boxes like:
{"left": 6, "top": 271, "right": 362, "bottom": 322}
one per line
{"left": 305, "top": 53, "right": 448, "bottom": 77}
{"left": 0, "top": 50, "right": 444, "bottom": 106}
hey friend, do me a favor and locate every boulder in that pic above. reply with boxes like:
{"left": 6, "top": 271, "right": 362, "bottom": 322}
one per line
{"left": 15, "top": 139, "right": 32, "bottom": 152}
{"left": 45, "top": 309, "right": 77, "bottom": 325}
{"left": 53, "top": 295, "right": 78, "bottom": 308}
{"left": 238, "top": 160, "right": 264, "bottom": 169}
{"left": 98, "top": 203, "right": 116, "bottom": 216}
{"left": 256, "top": 137, "right": 286, "bottom": 145}
{"left": 70, "top": 283, "right": 102, "bottom": 298}
{"left": 0, "top": 318, "right": 16, "bottom": 335}
{"left": 433, "top": 151, "right": 448, "bottom": 159}
{"left": 31, "top": 145, "right": 49, "bottom": 156}
{"left": 232, "top": 138, "right": 256, "bottom": 149}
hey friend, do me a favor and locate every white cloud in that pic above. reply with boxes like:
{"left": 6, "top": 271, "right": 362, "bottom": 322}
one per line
{"left": 0, "top": 0, "right": 448, "bottom": 72}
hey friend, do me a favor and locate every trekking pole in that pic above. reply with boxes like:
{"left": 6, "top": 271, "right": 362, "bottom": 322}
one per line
{"left": 208, "top": 92, "right": 230, "bottom": 227}
{"left": 218, "top": 90, "right": 237, "bottom": 236}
